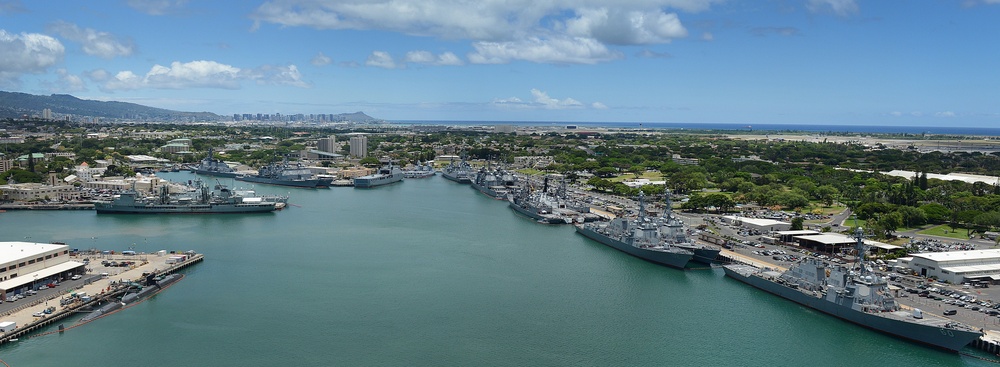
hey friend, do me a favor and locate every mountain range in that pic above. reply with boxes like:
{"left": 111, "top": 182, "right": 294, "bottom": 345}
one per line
{"left": 0, "top": 91, "right": 379, "bottom": 123}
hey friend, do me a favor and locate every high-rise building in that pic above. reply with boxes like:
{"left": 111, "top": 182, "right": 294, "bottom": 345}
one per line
{"left": 42, "top": 108, "right": 52, "bottom": 120}
{"left": 317, "top": 135, "right": 337, "bottom": 153}
{"left": 349, "top": 135, "right": 368, "bottom": 158}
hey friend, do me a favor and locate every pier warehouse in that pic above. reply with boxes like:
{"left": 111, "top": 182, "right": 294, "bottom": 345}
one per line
{"left": 899, "top": 249, "right": 1000, "bottom": 284}
{"left": 0, "top": 241, "right": 84, "bottom": 300}
{"left": 722, "top": 216, "right": 791, "bottom": 234}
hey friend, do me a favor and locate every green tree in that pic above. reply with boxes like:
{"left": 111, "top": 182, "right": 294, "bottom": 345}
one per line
{"left": 358, "top": 157, "right": 381, "bottom": 167}
{"left": 791, "top": 217, "right": 804, "bottom": 230}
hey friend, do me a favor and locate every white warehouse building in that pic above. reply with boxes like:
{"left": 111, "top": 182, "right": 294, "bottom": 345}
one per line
{"left": 0, "top": 241, "right": 86, "bottom": 300}
{"left": 900, "top": 249, "right": 1000, "bottom": 284}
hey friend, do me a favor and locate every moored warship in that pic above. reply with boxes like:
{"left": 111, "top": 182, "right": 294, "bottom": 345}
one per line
{"left": 723, "top": 228, "right": 982, "bottom": 352}
{"left": 470, "top": 165, "right": 519, "bottom": 200}
{"left": 236, "top": 158, "right": 323, "bottom": 188}
{"left": 94, "top": 180, "right": 278, "bottom": 214}
{"left": 575, "top": 192, "right": 694, "bottom": 269}
{"left": 190, "top": 147, "right": 239, "bottom": 178}
{"left": 507, "top": 175, "right": 601, "bottom": 224}
{"left": 354, "top": 163, "right": 404, "bottom": 188}
{"left": 441, "top": 157, "right": 473, "bottom": 183}
{"left": 657, "top": 191, "right": 720, "bottom": 264}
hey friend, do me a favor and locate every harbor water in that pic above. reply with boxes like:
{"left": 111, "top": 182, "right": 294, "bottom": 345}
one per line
{"left": 0, "top": 172, "right": 993, "bottom": 366}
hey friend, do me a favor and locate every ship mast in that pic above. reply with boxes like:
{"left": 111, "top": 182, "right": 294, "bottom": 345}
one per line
{"left": 852, "top": 226, "right": 871, "bottom": 277}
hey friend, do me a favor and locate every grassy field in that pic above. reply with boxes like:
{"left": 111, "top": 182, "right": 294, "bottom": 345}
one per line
{"left": 515, "top": 168, "right": 544, "bottom": 176}
{"left": 917, "top": 224, "right": 974, "bottom": 240}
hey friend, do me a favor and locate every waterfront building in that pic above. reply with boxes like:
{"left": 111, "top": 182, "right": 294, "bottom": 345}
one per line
{"left": 0, "top": 182, "right": 76, "bottom": 201}
{"left": 350, "top": 135, "right": 368, "bottom": 158}
{"left": 0, "top": 241, "right": 85, "bottom": 298}
{"left": 898, "top": 249, "right": 1000, "bottom": 284}
{"left": 722, "top": 215, "right": 791, "bottom": 233}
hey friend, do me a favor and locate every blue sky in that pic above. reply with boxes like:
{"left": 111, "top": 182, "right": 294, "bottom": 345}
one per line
{"left": 1, "top": 0, "right": 998, "bottom": 126}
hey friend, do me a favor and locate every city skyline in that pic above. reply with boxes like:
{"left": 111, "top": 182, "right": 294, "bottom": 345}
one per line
{"left": 1, "top": 1, "right": 998, "bottom": 127}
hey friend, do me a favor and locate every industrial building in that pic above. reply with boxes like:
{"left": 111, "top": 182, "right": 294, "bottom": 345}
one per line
{"left": 898, "top": 249, "right": 1000, "bottom": 284}
{"left": 722, "top": 216, "right": 791, "bottom": 233}
{"left": 0, "top": 241, "right": 85, "bottom": 300}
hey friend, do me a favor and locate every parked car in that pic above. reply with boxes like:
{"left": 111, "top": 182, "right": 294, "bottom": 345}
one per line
{"left": 944, "top": 309, "right": 958, "bottom": 316}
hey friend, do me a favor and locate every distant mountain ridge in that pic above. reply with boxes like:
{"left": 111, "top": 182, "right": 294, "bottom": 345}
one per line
{"left": 0, "top": 91, "right": 220, "bottom": 121}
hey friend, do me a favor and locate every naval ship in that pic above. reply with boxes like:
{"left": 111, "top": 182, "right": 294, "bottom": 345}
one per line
{"left": 190, "top": 147, "right": 239, "bottom": 178}
{"left": 236, "top": 158, "right": 325, "bottom": 188}
{"left": 470, "top": 165, "right": 519, "bottom": 200}
{"left": 441, "top": 157, "right": 473, "bottom": 183}
{"left": 657, "top": 191, "right": 720, "bottom": 264}
{"left": 94, "top": 180, "right": 278, "bottom": 214}
{"left": 507, "top": 175, "right": 601, "bottom": 224}
{"left": 575, "top": 192, "right": 694, "bottom": 269}
{"left": 723, "top": 228, "right": 982, "bottom": 352}
{"left": 354, "top": 163, "right": 404, "bottom": 188}
{"left": 402, "top": 161, "right": 436, "bottom": 178}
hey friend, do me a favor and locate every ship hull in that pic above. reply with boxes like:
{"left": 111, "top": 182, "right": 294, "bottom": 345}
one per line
{"left": 723, "top": 265, "right": 981, "bottom": 352}
{"left": 191, "top": 169, "right": 239, "bottom": 178}
{"left": 508, "top": 201, "right": 568, "bottom": 224}
{"left": 353, "top": 174, "right": 403, "bottom": 188}
{"left": 675, "top": 244, "right": 721, "bottom": 264}
{"left": 442, "top": 172, "right": 472, "bottom": 184}
{"left": 575, "top": 226, "right": 693, "bottom": 269}
{"left": 95, "top": 203, "right": 276, "bottom": 214}
{"left": 470, "top": 182, "right": 504, "bottom": 199}
{"left": 235, "top": 175, "right": 321, "bottom": 188}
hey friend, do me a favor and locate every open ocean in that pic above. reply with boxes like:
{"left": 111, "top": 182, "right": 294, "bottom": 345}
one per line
{"left": 0, "top": 173, "right": 996, "bottom": 366}
{"left": 393, "top": 120, "right": 1000, "bottom": 136}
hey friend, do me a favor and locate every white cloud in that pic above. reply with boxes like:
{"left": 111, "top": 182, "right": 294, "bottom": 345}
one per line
{"left": 806, "top": 0, "right": 858, "bottom": 16}
{"left": 46, "top": 21, "right": 135, "bottom": 59}
{"left": 52, "top": 68, "right": 87, "bottom": 92}
{"left": 311, "top": 52, "right": 332, "bottom": 66}
{"left": 563, "top": 8, "right": 687, "bottom": 45}
{"left": 126, "top": 0, "right": 189, "bottom": 15}
{"left": 469, "top": 35, "right": 623, "bottom": 64}
{"left": 492, "top": 89, "right": 596, "bottom": 110}
{"left": 366, "top": 51, "right": 397, "bottom": 69}
{"left": 405, "top": 50, "right": 464, "bottom": 66}
{"left": 701, "top": 32, "right": 713, "bottom": 41}
{"left": 97, "top": 60, "right": 310, "bottom": 91}
{"left": 247, "top": 64, "right": 310, "bottom": 87}
{"left": 0, "top": 29, "right": 64, "bottom": 87}
{"left": 250, "top": 0, "right": 717, "bottom": 64}
{"left": 637, "top": 49, "right": 672, "bottom": 58}
{"left": 935, "top": 111, "right": 956, "bottom": 117}
{"left": 531, "top": 88, "right": 582, "bottom": 109}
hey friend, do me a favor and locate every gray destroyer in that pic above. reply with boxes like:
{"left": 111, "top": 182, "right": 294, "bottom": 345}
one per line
{"left": 723, "top": 228, "right": 982, "bottom": 352}
{"left": 470, "top": 165, "right": 519, "bottom": 200}
{"left": 575, "top": 192, "right": 694, "bottom": 269}
{"left": 657, "top": 192, "right": 720, "bottom": 264}
{"left": 441, "top": 158, "right": 473, "bottom": 183}
{"left": 236, "top": 158, "right": 328, "bottom": 188}
{"left": 94, "top": 180, "right": 278, "bottom": 214}
{"left": 354, "top": 163, "right": 404, "bottom": 188}
{"left": 190, "top": 148, "right": 239, "bottom": 178}
{"left": 508, "top": 175, "right": 601, "bottom": 224}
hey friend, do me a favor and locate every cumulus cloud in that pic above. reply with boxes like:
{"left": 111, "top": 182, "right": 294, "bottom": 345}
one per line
{"left": 366, "top": 51, "right": 397, "bottom": 69}
{"left": 50, "top": 68, "right": 87, "bottom": 92}
{"left": 492, "top": 89, "right": 603, "bottom": 110}
{"left": 701, "top": 32, "right": 713, "bottom": 41}
{"left": 806, "top": 0, "right": 858, "bottom": 16}
{"left": 563, "top": 8, "right": 687, "bottom": 45}
{"left": 311, "top": 52, "right": 332, "bottom": 66}
{"left": 0, "top": 29, "right": 65, "bottom": 87}
{"left": 251, "top": 0, "right": 716, "bottom": 64}
{"left": 404, "top": 50, "right": 464, "bottom": 66}
{"left": 46, "top": 21, "right": 135, "bottom": 59}
{"left": 96, "top": 60, "right": 310, "bottom": 91}
{"left": 469, "top": 35, "right": 623, "bottom": 64}
{"left": 126, "top": 0, "right": 189, "bottom": 15}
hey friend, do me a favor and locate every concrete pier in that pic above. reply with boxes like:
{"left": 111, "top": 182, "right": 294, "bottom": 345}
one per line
{"left": 0, "top": 252, "right": 203, "bottom": 345}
